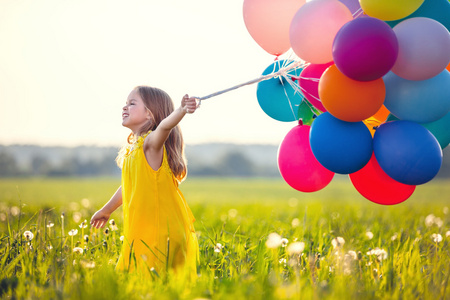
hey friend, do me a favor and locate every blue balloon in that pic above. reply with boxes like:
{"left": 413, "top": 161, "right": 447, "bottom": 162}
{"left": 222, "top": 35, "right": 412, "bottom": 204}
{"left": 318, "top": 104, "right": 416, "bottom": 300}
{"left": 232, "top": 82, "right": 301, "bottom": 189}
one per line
{"left": 257, "top": 60, "right": 303, "bottom": 122}
{"left": 383, "top": 70, "right": 450, "bottom": 123}
{"left": 386, "top": 0, "right": 450, "bottom": 31}
{"left": 309, "top": 112, "right": 373, "bottom": 174}
{"left": 374, "top": 120, "right": 442, "bottom": 185}
{"left": 422, "top": 112, "right": 450, "bottom": 149}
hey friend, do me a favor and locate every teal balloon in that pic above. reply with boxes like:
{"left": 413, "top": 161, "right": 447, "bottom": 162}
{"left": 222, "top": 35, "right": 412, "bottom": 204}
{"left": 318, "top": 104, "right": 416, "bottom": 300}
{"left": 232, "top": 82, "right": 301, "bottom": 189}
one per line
{"left": 386, "top": 0, "right": 450, "bottom": 31}
{"left": 257, "top": 60, "right": 304, "bottom": 122}
{"left": 383, "top": 70, "right": 450, "bottom": 123}
{"left": 422, "top": 112, "right": 450, "bottom": 149}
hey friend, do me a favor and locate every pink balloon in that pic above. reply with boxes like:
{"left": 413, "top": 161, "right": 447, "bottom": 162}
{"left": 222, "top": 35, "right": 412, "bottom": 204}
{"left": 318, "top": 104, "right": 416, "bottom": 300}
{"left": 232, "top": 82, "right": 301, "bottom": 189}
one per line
{"left": 392, "top": 17, "right": 450, "bottom": 81}
{"left": 278, "top": 124, "right": 334, "bottom": 192}
{"left": 349, "top": 153, "right": 416, "bottom": 205}
{"left": 298, "top": 62, "right": 333, "bottom": 112}
{"left": 289, "top": 0, "right": 353, "bottom": 63}
{"left": 243, "top": 0, "right": 306, "bottom": 56}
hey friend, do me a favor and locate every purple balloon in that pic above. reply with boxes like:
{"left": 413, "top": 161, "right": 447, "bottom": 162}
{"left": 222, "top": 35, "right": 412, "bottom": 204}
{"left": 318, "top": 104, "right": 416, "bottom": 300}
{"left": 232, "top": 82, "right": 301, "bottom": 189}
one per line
{"left": 333, "top": 17, "right": 399, "bottom": 81}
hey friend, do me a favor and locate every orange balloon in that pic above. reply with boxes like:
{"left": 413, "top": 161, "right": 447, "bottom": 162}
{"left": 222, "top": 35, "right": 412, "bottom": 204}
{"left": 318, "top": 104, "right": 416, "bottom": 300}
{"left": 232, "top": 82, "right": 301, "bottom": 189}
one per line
{"left": 363, "top": 105, "right": 390, "bottom": 136}
{"left": 447, "top": 62, "right": 450, "bottom": 72}
{"left": 372, "top": 105, "right": 390, "bottom": 123}
{"left": 319, "top": 65, "right": 385, "bottom": 122}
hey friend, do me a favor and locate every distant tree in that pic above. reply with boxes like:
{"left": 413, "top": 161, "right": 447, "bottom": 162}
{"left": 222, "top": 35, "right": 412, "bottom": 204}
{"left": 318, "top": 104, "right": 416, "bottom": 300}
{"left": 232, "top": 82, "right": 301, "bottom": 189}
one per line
{"left": 218, "top": 151, "right": 256, "bottom": 177}
{"left": 31, "top": 154, "right": 51, "bottom": 176}
{"left": 0, "top": 151, "right": 18, "bottom": 177}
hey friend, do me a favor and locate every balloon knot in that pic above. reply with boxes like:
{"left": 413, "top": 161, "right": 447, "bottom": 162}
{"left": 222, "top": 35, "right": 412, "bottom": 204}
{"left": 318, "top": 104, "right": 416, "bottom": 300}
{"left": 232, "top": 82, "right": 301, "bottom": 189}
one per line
{"left": 291, "top": 76, "right": 300, "bottom": 82}
{"left": 298, "top": 119, "right": 303, "bottom": 126}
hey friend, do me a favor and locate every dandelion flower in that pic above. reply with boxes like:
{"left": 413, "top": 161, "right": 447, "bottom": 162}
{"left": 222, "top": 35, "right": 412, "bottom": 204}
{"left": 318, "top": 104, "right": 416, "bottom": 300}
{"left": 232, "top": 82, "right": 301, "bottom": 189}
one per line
{"left": 425, "top": 214, "right": 436, "bottom": 227}
{"left": 391, "top": 233, "right": 398, "bottom": 241}
{"left": 347, "top": 250, "right": 357, "bottom": 260}
{"left": 10, "top": 206, "right": 20, "bottom": 216}
{"left": 47, "top": 222, "right": 54, "bottom": 228}
{"left": 367, "top": 247, "right": 388, "bottom": 261}
{"left": 431, "top": 233, "right": 442, "bottom": 243}
{"left": 287, "top": 242, "right": 305, "bottom": 255}
{"left": 73, "top": 247, "right": 83, "bottom": 254}
{"left": 61, "top": 212, "right": 65, "bottom": 219}
{"left": 332, "top": 237, "right": 345, "bottom": 249}
{"left": 281, "top": 238, "right": 289, "bottom": 247}
{"left": 120, "top": 235, "right": 125, "bottom": 241}
{"left": 214, "top": 243, "right": 223, "bottom": 253}
{"left": 23, "top": 230, "right": 34, "bottom": 241}
{"left": 365, "top": 231, "right": 374, "bottom": 240}
{"left": 266, "top": 233, "right": 283, "bottom": 249}
{"left": 68, "top": 229, "right": 78, "bottom": 236}
{"left": 446, "top": 231, "right": 450, "bottom": 238}
{"left": 79, "top": 220, "right": 88, "bottom": 229}
{"left": 104, "top": 228, "right": 110, "bottom": 235}
{"left": 109, "top": 219, "right": 119, "bottom": 231}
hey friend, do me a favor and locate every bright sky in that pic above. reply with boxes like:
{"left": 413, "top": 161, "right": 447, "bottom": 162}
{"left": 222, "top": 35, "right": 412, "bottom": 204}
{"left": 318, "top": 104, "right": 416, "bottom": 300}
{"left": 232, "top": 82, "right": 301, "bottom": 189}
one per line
{"left": 0, "top": 0, "right": 299, "bottom": 146}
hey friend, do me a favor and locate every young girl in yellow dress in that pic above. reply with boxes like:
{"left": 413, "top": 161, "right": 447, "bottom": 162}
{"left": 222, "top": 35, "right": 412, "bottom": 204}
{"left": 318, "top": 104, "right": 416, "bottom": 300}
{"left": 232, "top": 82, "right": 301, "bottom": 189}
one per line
{"left": 90, "top": 86, "right": 199, "bottom": 278}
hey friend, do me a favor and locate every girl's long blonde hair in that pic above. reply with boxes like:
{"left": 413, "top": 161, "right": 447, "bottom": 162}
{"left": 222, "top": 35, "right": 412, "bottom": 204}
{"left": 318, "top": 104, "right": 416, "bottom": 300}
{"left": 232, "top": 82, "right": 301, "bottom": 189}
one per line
{"left": 116, "top": 86, "right": 187, "bottom": 182}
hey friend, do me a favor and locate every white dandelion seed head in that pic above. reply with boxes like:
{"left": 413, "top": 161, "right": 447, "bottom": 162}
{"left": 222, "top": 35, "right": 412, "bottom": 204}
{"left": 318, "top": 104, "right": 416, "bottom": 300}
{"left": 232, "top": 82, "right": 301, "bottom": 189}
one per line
{"left": 73, "top": 247, "right": 83, "bottom": 254}
{"left": 365, "top": 231, "right": 374, "bottom": 240}
{"left": 47, "top": 222, "right": 54, "bottom": 228}
{"left": 425, "top": 214, "right": 436, "bottom": 227}
{"left": 10, "top": 206, "right": 20, "bottom": 216}
{"left": 214, "top": 243, "right": 223, "bottom": 253}
{"left": 266, "top": 233, "right": 283, "bottom": 249}
{"left": 367, "top": 247, "right": 388, "bottom": 261}
{"left": 347, "top": 250, "right": 357, "bottom": 260}
{"left": 120, "top": 235, "right": 125, "bottom": 241}
{"left": 391, "top": 233, "right": 398, "bottom": 241}
{"left": 23, "top": 230, "right": 34, "bottom": 241}
{"left": 434, "top": 217, "right": 443, "bottom": 228}
{"left": 72, "top": 212, "right": 82, "bottom": 223}
{"left": 446, "top": 231, "right": 450, "bottom": 238}
{"left": 291, "top": 218, "right": 300, "bottom": 228}
{"left": 332, "top": 237, "right": 345, "bottom": 249}
{"left": 287, "top": 242, "right": 305, "bottom": 255}
{"left": 431, "top": 233, "right": 443, "bottom": 243}
{"left": 281, "top": 238, "right": 289, "bottom": 247}
{"left": 68, "top": 229, "right": 78, "bottom": 236}
{"left": 79, "top": 220, "right": 88, "bottom": 229}
{"left": 80, "top": 260, "right": 96, "bottom": 269}
{"left": 443, "top": 207, "right": 448, "bottom": 215}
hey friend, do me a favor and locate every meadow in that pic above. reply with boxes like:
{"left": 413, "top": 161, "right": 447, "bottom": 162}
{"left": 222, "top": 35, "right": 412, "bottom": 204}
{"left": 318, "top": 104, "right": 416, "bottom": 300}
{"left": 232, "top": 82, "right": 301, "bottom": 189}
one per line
{"left": 0, "top": 176, "right": 449, "bottom": 299}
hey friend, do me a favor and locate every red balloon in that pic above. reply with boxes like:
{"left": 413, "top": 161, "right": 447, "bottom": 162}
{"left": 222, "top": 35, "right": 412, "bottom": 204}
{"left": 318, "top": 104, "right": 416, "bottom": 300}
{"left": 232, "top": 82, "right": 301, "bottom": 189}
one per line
{"left": 278, "top": 124, "right": 334, "bottom": 192}
{"left": 298, "top": 62, "right": 333, "bottom": 112}
{"left": 349, "top": 153, "right": 415, "bottom": 205}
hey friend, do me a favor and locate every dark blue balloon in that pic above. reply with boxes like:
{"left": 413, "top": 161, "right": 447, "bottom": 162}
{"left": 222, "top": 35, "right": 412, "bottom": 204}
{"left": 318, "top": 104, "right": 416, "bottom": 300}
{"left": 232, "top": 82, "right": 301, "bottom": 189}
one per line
{"left": 386, "top": 0, "right": 450, "bottom": 31}
{"left": 309, "top": 112, "right": 373, "bottom": 174}
{"left": 257, "top": 60, "right": 303, "bottom": 122}
{"left": 374, "top": 120, "right": 443, "bottom": 185}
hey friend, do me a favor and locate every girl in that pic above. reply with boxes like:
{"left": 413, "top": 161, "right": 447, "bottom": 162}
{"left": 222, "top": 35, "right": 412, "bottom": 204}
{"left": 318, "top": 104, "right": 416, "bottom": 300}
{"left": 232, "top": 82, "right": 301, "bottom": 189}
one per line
{"left": 90, "top": 86, "right": 199, "bottom": 278}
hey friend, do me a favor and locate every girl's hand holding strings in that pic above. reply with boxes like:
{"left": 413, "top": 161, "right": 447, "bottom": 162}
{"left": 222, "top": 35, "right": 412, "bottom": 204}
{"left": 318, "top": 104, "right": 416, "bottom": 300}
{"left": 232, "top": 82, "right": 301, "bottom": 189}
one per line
{"left": 181, "top": 94, "right": 199, "bottom": 114}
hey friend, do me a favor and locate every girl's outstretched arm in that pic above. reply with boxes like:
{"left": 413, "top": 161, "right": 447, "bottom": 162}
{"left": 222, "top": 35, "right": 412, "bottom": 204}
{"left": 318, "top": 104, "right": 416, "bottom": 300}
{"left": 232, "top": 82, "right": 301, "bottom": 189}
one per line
{"left": 90, "top": 186, "right": 122, "bottom": 228}
{"left": 144, "top": 94, "right": 198, "bottom": 153}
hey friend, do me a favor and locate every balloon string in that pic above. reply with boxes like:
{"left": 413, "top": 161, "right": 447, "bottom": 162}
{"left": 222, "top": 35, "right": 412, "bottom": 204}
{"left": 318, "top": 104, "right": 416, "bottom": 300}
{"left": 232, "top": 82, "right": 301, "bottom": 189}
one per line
{"left": 194, "top": 60, "right": 306, "bottom": 103}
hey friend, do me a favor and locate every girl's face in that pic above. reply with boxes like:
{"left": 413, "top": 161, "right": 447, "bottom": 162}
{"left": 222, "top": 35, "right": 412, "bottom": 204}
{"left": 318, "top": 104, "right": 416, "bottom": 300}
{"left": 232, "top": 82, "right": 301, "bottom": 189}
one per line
{"left": 122, "top": 89, "right": 152, "bottom": 134}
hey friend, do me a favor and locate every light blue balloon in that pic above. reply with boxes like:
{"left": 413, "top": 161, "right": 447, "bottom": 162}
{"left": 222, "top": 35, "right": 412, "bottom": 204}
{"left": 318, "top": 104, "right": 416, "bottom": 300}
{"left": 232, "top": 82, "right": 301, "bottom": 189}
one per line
{"left": 256, "top": 60, "right": 303, "bottom": 122}
{"left": 422, "top": 112, "right": 450, "bottom": 149}
{"left": 383, "top": 70, "right": 450, "bottom": 123}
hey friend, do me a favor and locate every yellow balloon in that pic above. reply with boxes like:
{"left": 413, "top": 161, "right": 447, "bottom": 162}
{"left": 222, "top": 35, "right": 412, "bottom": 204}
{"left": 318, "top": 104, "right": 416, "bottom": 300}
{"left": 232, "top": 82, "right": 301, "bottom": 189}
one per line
{"left": 360, "top": 0, "right": 425, "bottom": 21}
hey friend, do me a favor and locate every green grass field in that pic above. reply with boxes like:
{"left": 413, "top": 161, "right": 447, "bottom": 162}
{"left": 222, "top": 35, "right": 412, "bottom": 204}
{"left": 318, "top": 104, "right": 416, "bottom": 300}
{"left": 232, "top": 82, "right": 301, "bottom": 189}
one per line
{"left": 0, "top": 177, "right": 449, "bottom": 299}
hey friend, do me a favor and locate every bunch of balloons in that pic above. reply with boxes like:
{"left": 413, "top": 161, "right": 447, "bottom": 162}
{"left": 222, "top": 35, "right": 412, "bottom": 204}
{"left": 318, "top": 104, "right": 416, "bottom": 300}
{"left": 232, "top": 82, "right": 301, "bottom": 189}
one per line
{"left": 243, "top": 0, "right": 450, "bottom": 205}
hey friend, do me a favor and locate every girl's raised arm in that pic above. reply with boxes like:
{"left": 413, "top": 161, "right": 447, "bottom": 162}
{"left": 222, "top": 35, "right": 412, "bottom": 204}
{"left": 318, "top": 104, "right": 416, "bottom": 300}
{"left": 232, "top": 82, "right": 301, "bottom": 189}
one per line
{"left": 144, "top": 95, "right": 198, "bottom": 152}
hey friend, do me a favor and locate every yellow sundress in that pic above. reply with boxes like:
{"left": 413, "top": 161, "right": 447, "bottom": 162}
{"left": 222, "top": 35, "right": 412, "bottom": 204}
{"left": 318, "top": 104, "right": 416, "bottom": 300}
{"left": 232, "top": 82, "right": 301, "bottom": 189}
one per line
{"left": 116, "top": 132, "right": 198, "bottom": 279}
